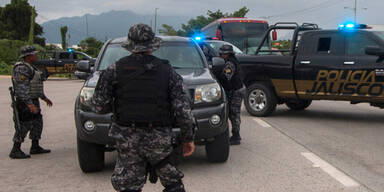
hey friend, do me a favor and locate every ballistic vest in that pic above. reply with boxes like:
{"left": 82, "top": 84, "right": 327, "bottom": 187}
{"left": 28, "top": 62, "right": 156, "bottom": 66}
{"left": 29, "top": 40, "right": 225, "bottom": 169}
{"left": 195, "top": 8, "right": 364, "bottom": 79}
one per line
{"left": 14, "top": 62, "right": 44, "bottom": 99}
{"left": 113, "top": 55, "right": 173, "bottom": 126}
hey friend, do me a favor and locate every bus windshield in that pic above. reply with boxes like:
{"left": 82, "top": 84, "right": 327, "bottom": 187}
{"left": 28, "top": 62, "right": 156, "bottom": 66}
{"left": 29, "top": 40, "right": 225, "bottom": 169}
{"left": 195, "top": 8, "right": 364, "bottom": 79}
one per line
{"left": 220, "top": 22, "right": 268, "bottom": 54}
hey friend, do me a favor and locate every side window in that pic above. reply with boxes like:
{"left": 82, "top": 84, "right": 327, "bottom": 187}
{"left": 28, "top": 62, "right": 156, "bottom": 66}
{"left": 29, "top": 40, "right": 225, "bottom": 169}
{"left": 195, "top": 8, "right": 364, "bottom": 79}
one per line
{"left": 312, "top": 33, "right": 343, "bottom": 56}
{"left": 59, "top": 52, "right": 71, "bottom": 60}
{"left": 317, "top": 37, "right": 332, "bottom": 53}
{"left": 346, "top": 33, "right": 378, "bottom": 56}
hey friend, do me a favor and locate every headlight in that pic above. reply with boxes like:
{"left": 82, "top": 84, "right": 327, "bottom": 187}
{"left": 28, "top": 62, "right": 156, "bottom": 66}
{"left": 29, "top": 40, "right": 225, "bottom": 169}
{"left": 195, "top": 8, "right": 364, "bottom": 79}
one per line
{"left": 80, "top": 87, "right": 95, "bottom": 105}
{"left": 194, "top": 83, "right": 222, "bottom": 104}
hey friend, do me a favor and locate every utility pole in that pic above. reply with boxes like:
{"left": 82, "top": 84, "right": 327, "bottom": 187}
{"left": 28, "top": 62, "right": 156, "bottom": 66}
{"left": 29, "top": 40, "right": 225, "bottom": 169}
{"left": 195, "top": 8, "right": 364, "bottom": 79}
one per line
{"left": 344, "top": 0, "right": 367, "bottom": 23}
{"left": 154, "top": 8, "right": 159, "bottom": 35}
{"left": 354, "top": 0, "right": 357, "bottom": 22}
{"left": 85, "top": 15, "right": 89, "bottom": 38}
{"left": 28, "top": 6, "right": 36, "bottom": 45}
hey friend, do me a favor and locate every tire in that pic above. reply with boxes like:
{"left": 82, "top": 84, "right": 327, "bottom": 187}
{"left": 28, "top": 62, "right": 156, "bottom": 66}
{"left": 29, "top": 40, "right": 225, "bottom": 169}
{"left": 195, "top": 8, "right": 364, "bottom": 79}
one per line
{"left": 77, "top": 137, "right": 105, "bottom": 173}
{"left": 245, "top": 83, "right": 278, "bottom": 117}
{"left": 205, "top": 129, "right": 230, "bottom": 163}
{"left": 285, "top": 100, "right": 312, "bottom": 111}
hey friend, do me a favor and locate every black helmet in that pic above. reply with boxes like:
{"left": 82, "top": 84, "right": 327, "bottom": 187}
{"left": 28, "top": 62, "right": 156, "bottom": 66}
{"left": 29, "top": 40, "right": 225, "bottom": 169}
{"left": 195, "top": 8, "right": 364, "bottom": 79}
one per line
{"left": 20, "top": 45, "right": 38, "bottom": 58}
{"left": 219, "top": 44, "right": 235, "bottom": 55}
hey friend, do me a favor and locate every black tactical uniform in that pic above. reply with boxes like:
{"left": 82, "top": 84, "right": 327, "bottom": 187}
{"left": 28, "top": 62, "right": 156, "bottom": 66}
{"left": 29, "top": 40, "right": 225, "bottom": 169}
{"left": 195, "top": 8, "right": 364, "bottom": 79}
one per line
{"left": 9, "top": 46, "right": 52, "bottom": 159}
{"left": 215, "top": 45, "right": 245, "bottom": 145}
{"left": 91, "top": 24, "right": 195, "bottom": 192}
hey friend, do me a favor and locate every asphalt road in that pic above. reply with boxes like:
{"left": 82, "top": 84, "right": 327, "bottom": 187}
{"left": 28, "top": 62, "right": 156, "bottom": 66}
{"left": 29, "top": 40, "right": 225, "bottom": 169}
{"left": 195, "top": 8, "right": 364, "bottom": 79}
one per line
{"left": 0, "top": 76, "right": 382, "bottom": 192}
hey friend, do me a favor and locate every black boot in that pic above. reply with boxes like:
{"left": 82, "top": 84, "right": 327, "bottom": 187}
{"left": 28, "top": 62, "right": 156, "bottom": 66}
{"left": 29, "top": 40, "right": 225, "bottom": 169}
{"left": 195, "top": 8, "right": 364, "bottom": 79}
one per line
{"left": 9, "top": 142, "right": 31, "bottom": 159}
{"left": 163, "top": 181, "right": 186, "bottom": 192}
{"left": 30, "top": 140, "right": 51, "bottom": 155}
{"left": 230, "top": 132, "right": 241, "bottom": 145}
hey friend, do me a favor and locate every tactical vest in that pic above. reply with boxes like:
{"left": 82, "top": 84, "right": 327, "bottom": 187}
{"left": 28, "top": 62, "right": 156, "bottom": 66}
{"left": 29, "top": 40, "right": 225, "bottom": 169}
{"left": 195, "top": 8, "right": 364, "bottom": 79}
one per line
{"left": 14, "top": 62, "right": 44, "bottom": 99}
{"left": 113, "top": 55, "right": 173, "bottom": 126}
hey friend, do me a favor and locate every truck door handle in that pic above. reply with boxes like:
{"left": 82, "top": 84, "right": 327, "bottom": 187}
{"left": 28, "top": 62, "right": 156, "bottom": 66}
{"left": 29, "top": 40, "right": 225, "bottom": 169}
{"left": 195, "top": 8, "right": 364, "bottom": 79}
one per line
{"left": 58, "top": 60, "right": 63, "bottom": 63}
{"left": 344, "top": 61, "right": 355, "bottom": 65}
{"left": 300, "top": 61, "right": 311, "bottom": 64}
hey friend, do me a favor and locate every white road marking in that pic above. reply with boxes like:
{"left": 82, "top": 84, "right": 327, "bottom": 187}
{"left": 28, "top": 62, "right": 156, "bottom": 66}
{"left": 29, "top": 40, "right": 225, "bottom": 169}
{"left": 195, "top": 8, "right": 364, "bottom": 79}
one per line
{"left": 301, "top": 152, "right": 360, "bottom": 187}
{"left": 253, "top": 118, "right": 272, "bottom": 128}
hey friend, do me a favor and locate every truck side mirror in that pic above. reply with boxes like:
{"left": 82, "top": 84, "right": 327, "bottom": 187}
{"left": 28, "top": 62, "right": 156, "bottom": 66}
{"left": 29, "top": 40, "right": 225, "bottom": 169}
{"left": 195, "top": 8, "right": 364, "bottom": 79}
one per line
{"left": 272, "top": 30, "right": 278, "bottom": 41}
{"left": 365, "top": 46, "right": 384, "bottom": 56}
{"left": 77, "top": 60, "right": 91, "bottom": 73}
{"left": 212, "top": 57, "right": 225, "bottom": 71}
{"left": 89, "top": 58, "right": 96, "bottom": 66}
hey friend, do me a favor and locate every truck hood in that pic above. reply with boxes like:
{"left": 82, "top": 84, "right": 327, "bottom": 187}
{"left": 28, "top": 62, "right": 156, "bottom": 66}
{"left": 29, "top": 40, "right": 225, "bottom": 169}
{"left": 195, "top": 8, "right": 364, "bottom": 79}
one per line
{"left": 84, "top": 68, "right": 216, "bottom": 88}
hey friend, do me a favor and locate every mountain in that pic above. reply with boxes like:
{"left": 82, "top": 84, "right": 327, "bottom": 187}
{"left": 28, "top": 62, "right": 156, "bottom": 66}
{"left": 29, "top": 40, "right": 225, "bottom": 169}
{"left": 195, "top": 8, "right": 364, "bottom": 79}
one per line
{"left": 41, "top": 10, "right": 191, "bottom": 45}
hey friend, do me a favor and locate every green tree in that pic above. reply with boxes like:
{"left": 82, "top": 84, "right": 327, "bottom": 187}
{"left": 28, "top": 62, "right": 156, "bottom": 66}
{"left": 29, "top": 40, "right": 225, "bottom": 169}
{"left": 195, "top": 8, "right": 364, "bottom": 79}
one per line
{"left": 231, "top": 7, "right": 250, "bottom": 17}
{"left": 159, "top": 24, "right": 184, "bottom": 36}
{"left": 79, "top": 37, "right": 103, "bottom": 57}
{"left": 0, "top": 0, "right": 45, "bottom": 45}
{"left": 60, "top": 26, "right": 68, "bottom": 50}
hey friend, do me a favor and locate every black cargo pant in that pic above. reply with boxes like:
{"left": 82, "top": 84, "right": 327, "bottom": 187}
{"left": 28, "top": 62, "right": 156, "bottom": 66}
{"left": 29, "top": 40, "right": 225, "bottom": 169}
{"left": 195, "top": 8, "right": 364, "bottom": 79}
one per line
{"left": 228, "top": 89, "right": 244, "bottom": 135}
{"left": 109, "top": 124, "right": 185, "bottom": 192}
{"left": 13, "top": 99, "right": 43, "bottom": 143}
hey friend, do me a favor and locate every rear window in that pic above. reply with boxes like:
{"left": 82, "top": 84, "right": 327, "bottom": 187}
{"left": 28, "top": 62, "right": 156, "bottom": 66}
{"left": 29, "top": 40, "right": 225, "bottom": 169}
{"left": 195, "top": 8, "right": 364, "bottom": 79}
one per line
{"left": 317, "top": 37, "right": 332, "bottom": 53}
{"left": 98, "top": 42, "right": 205, "bottom": 70}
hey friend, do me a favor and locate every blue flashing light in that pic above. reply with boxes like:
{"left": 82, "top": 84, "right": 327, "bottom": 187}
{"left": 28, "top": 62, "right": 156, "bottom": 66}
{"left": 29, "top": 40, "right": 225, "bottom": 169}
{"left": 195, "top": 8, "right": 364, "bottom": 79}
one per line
{"left": 346, "top": 23, "right": 355, "bottom": 28}
{"left": 338, "top": 22, "right": 368, "bottom": 30}
{"left": 68, "top": 48, "right": 74, "bottom": 52}
{"left": 194, "top": 36, "right": 202, "bottom": 41}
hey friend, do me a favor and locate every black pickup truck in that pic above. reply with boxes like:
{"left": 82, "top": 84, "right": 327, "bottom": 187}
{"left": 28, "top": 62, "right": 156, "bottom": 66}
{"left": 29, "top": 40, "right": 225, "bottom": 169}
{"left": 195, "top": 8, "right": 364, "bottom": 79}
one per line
{"left": 240, "top": 22, "right": 384, "bottom": 117}
{"left": 35, "top": 50, "right": 94, "bottom": 76}
{"left": 75, "top": 36, "right": 230, "bottom": 173}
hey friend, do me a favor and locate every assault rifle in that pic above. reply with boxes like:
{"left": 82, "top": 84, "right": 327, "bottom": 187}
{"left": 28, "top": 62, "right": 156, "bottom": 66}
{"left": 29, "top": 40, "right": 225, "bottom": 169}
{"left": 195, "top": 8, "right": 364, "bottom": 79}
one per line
{"left": 9, "top": 87, "right": 21, "bottom": 140}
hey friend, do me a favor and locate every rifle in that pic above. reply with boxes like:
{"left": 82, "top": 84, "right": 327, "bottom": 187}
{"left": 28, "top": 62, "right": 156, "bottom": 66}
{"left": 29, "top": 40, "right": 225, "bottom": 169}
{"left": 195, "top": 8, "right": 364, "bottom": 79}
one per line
{"left": 9, "top": 86, "right": 22, "bottom": 140}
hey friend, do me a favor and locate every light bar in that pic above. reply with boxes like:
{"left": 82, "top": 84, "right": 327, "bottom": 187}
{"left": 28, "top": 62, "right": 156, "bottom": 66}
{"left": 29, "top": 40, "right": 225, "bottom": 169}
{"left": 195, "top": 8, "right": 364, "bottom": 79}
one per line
{"left": 338, "top": 22, "right": 368, "bottom": 30}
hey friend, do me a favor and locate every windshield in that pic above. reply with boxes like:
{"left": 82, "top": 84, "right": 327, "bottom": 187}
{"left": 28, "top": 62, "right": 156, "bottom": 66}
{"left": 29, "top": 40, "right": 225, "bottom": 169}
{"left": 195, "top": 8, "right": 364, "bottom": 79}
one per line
{"left": 206, "top": 41, "right": 243, "bottom": 55}
{"left": 220, "top": 22, "right": 268, "bottom": 54}
{"left": 98, "top": 42, "right": 205, "bottom": 70}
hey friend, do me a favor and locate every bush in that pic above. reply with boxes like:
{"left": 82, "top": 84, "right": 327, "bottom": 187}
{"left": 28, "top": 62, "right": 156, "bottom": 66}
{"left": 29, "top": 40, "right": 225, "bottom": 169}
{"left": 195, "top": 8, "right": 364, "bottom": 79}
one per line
{"left": 0, "top": 39, "right": 46, "bottom": 75}
{"left": 0, "top": 61, "right": 12, "bottom": 75}
{"left": 0, "top": 39, "right": 26, "bottom": 65}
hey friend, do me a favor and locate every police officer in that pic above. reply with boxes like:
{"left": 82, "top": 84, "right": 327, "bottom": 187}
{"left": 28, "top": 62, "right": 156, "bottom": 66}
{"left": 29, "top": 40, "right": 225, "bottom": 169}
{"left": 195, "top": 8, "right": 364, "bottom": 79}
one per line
{"left": 91, "top": 24, "right": 195, "bottom": 192}
{"left": 216, "top": 45, "right": 245, "bottom": 145}
{"left": 9, "top": 46, "right": 52, "bottom": 159}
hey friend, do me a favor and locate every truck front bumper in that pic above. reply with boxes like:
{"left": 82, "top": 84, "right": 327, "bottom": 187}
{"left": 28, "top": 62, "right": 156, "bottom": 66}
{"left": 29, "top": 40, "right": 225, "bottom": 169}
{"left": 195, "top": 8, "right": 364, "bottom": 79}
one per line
{"left": 75, "top": 102, "right": 228, "bottom": 146}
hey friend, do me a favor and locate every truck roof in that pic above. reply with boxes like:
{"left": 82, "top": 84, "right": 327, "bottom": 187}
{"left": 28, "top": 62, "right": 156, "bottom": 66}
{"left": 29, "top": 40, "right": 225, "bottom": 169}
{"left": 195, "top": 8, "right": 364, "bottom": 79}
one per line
{"left": 302, "top": 29, "right": 384, "bottom": 35}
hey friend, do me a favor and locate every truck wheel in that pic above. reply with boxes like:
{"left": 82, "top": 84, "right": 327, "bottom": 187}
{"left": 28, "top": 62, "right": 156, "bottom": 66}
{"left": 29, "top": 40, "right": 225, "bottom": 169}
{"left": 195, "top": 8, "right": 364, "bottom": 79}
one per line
{"left": 77, "top": 137, "right": 105, "bottom": 173}
{"left": 245, "top": 83, "right": 277, "bottom": 117}
{"left": 285, "top": 100, "right": 312, "bottom": 111}
{"left": 205, "top": 129, "right": 230, "bottom": 163}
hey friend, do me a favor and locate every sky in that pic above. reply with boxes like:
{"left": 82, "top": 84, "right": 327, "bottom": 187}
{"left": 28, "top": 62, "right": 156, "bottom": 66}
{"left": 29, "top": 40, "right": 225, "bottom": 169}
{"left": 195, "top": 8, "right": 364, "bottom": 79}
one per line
{"left": 0, "top": 0, "right": 383, "bottom": 29}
